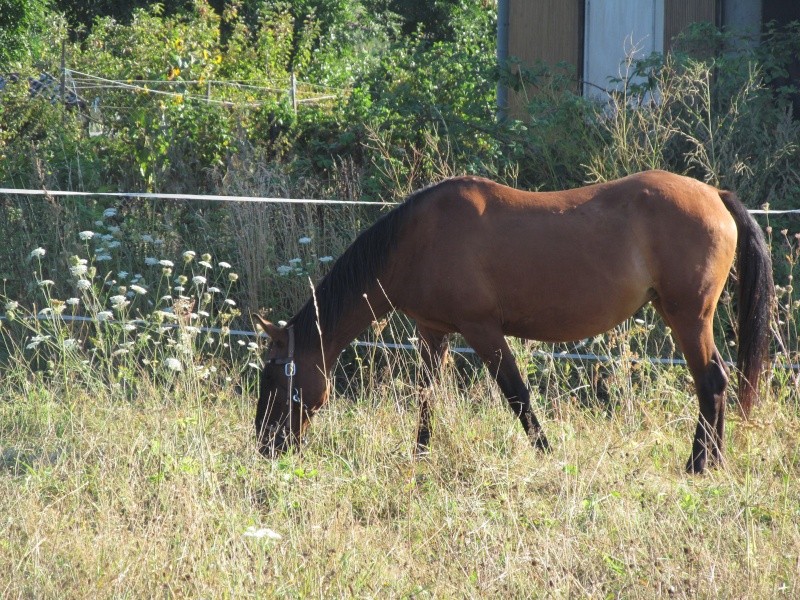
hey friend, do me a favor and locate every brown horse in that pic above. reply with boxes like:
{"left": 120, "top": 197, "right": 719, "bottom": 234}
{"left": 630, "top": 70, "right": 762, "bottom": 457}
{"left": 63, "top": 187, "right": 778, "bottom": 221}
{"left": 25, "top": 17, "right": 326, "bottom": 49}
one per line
{"left": 254, "top": 171, "right": 774, "bottom": 473}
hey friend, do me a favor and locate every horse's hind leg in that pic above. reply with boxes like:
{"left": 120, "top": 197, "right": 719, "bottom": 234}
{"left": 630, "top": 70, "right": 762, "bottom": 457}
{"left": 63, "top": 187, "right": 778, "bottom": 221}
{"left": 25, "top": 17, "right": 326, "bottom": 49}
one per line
{"left": 686, "top": 346, "right": 728, "bottom": 473}
{"left": 415, "top": 326, "right": 449, "bottom": 455}
{"left": 655, "top": 302, "right": 729, "bottom": 473}
{"left": 460, "top": 325, "right": 550, "bottom": 451}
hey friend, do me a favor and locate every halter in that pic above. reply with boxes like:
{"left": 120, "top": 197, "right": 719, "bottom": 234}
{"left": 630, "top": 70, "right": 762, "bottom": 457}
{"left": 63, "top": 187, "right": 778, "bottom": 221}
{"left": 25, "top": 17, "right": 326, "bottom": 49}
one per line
{"left": 265, "top": 325, "right": 301, "bottom": 406}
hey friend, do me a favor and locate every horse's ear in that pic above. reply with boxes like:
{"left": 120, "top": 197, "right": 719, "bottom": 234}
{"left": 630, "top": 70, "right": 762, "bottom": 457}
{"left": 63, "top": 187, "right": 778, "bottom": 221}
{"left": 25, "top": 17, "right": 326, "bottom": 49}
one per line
{"left": 252, "top": 314, "right": 286, "bottom": 343}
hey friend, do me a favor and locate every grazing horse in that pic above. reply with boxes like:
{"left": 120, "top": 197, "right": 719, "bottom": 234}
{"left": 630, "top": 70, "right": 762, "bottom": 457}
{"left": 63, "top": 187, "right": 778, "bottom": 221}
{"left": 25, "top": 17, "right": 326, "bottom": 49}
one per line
{"left": 254, "top": 171, "right": 774, "bottom": 473}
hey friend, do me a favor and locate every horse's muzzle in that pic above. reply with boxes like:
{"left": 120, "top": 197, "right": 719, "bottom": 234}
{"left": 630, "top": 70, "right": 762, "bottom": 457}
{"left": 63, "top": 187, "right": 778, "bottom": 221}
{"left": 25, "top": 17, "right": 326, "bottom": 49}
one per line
{"left": 256, "top": 424, "right": 304, "bottom": 458}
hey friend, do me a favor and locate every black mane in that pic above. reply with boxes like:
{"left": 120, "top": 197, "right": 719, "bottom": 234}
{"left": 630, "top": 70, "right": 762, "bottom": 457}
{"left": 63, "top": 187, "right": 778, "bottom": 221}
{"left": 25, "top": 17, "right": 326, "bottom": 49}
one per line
{"left": 290, "top": 182, "right": 443, "bottom": 342}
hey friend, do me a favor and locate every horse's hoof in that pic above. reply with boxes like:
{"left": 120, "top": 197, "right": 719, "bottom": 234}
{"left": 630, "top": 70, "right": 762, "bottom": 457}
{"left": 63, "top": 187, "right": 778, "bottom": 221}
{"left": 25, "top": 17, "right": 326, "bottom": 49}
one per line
{"left": 685, "top": 455, "right": 707, "bottom": 474}
{"left": 414, "top": 444, "right": 431, "bottom": 459}
{"left": 532, "top": 433, "right": 551, "bottom": 452}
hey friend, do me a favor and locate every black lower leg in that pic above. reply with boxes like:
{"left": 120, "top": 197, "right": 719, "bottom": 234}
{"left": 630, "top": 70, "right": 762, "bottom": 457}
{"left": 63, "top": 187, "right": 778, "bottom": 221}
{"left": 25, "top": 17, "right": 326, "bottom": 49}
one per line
{"left": 686, "top": 358, "right": 728, "bottom": 474}
{"left": 504, "top": 388, "right": 550, "bottom": 451}
{"left": 415, "top": 328, "right": 447, "bottom": 456}
{"left": 415, "top": 393, "right": 431, "bottom": 455}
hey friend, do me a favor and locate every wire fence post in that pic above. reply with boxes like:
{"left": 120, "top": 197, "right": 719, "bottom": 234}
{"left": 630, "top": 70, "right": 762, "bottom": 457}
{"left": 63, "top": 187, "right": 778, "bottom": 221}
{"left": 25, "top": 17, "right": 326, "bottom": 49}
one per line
{"left": 59, "top": 37, "right": 67, "bottom": 103}
{"left": 290, "top": 72, "right": 297, "bottom": 114}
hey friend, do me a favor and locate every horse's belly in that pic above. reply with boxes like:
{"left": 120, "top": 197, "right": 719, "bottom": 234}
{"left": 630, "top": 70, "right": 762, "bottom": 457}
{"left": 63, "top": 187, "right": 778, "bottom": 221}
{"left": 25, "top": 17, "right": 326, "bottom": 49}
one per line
{"left": 500, "top": 287, "right": 654, "bottom": 343}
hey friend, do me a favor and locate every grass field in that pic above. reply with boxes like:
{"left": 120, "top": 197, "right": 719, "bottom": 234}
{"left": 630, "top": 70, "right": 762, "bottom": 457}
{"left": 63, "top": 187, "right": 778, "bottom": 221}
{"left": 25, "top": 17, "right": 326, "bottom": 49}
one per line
{"left": 2, "top": 338, "right": 799, "bottom": 598}
{"left": 1, "top": 220, "right": 799, "bottom": 598}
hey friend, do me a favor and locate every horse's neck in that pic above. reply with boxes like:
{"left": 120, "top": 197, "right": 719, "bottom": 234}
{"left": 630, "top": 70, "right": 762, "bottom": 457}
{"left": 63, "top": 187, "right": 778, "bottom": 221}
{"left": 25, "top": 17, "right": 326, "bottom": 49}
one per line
{"left": 317, "top": 286, "right": 394, "bottom": 369}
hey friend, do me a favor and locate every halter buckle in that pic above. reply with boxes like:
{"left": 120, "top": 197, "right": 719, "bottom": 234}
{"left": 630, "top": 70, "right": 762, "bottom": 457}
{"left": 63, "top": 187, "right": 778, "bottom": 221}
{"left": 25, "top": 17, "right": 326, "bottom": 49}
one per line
{"left": 284, "top": 361, "right": 296, "bottom": 377}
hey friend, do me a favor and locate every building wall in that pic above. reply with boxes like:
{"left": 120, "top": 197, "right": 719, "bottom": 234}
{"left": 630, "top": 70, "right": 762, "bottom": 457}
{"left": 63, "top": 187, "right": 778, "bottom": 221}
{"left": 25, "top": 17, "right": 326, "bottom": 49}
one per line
{"left": 502, "top": 0, "right": 761, "bottom": 117}
{"left": 506, "top": 0, "right": 582, "bottom": 116}
{"left": 664, "top": 0, "right": 719, "bottom": 48}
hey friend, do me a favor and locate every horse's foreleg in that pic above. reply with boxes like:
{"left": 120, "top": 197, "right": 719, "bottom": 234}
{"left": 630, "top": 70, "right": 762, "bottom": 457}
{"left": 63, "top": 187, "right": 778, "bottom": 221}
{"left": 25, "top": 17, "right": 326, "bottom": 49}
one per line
{"left": 461, "top": 326, "right": 550, "bottom": 451}
{"left": 415, "top": 326, "right": 449, "bottom": 455}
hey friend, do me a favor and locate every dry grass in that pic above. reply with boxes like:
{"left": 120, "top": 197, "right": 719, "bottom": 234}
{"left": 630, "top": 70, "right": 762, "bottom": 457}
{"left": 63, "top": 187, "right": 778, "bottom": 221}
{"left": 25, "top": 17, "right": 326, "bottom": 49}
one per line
{"left": 2, "top": 348, "right": 799, "bottom": 598}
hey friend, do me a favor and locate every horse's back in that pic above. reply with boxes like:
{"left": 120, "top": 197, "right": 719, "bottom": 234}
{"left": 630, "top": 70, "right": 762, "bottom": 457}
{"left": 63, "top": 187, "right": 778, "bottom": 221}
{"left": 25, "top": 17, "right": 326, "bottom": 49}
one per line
{"left": 390, "top": 171, "right": 738, "bottom": 342}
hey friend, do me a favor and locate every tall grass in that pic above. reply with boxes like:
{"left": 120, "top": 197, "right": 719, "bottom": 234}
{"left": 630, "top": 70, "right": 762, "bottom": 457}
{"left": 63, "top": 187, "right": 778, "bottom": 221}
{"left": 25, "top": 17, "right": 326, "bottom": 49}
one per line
{"left": 2, "top": 215, "right": 800, "bottom": 597}
{"left": 2, "top": 302, "right": 800, "bottom": 597}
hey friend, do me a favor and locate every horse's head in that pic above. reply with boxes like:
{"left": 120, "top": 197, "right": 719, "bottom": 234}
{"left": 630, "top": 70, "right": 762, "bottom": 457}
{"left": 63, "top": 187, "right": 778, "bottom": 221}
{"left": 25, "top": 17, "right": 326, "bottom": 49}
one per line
{"left": 253, "top": 315, "right": 328, "bottom": 457}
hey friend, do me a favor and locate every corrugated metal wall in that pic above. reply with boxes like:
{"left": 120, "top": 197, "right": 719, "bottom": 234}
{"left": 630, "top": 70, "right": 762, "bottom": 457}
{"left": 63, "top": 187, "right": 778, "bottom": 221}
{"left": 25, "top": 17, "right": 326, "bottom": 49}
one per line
{"left": 507, "top": 0, "right": 583, "bottom": 116}
{"left": 508, "top": 0, "right": 583, "bottom": 71}
{"left": 663, "top": 0, "right": 719, "bottom": 49}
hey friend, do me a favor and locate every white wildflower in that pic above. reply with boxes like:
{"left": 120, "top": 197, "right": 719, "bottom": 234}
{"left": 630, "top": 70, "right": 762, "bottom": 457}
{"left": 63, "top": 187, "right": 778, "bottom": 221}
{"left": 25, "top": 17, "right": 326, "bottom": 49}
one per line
{"left": 277, "top": 265, "right": 292, "bottom": 275}
{"left": 37, "top": 307, "right": 53, "bottom": 317}
{"left": 183, "top": 250, "right": 196, "bottom": 262}
{"left": 108, "top": 240, "right": 121, "bottom": 249}
{"left": 76, "top": 279, "right": 92, "bottom": 291}
{"left": 141, "top": 234, "right": 154, "bottom": 243}
{"left": 218, "top": 261, "right": 231, "bottom": 269}
{"left": 224, "top": 298, "right": 236, "bottom": 306}
{"left": 243, "top": 526, "right": 282, "bottom": 540}
{"left": 198, "top": 260, "right": 212, "bottom": 269}
{"left": 130, "top": 285, "right": 147, "bottom": 295}
{"left": 192, "top": 275, "right": 207, "bottom": 286}
{"left": 101, "top": 234, "right": 114, "bottom": 242}
{"left": 66, "top": 297, "right": 80, "bottom": 306}
{"left": 159, "top": 259, "right": 174, "bottom": 268}
{"left": 38, "top": 280, "right": 55, "bottom": 287}
{"left": 79, "top": 231, "right": 95, "bottom": 241}
{"left": 103, "top": 207, "right": 117, "bottom": 218}
{"left": 319, "top": 256, "right": 334, "bottom": 263}
{"left": 97, "top": 311, "right": 113, "bottom": 321}
{"left": 298, "top": 237, "right": 312, "bottom": 245}
{"left": 70, "top": 264, "right": 88, "bottom": 277}
{"left": 228, "top": 273, "right": 238, "bottom": 282}
{"left": 289, "top": 258, "right": 302, "bottom": 265}
{"left": 208, "top": 286, "right": 221, "bottom": 294}
{"left": 145, "top": 257, "right": 159, "bottom": 266}
{"left": 117, "top": 271, "right": 129, "bottom": 279}
{"left": 107, "top": 226, "right": 120, "bottom": 235}
{"left": 26, "top": 334, "right": 50, "bottom": 350}
{"left": 4, "top": 300, "right": 19, "bottom": 311}
{"left": 96, "top": 253, "right": 112, "bottom": 262}
{"left": 63, "top": 338, "right": 80, "bottom": 350}
{"left": 164, "top": 357, "right": 183, "bottom": 372}
{"left": 30, "top": 247, "right": 46, "bottom": 259}
{"left": 109, "top": 295, "right": 127, "bottom": 306}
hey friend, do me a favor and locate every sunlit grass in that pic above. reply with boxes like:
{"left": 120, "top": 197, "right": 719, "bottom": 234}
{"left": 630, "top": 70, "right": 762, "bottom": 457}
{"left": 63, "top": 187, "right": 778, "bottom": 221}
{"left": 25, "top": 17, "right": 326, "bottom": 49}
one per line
{"left": 2, "top": 355, "right": 799, "bottom": 597}
{"left": 2, "top": 203, "right": 800, "bottom": 597}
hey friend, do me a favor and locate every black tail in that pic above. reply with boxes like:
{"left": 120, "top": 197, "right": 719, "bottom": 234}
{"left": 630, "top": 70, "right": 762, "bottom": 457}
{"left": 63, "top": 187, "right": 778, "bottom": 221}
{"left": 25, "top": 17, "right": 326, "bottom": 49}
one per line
{"left": 719, "top": 191, "right": 775, "bottom": 417}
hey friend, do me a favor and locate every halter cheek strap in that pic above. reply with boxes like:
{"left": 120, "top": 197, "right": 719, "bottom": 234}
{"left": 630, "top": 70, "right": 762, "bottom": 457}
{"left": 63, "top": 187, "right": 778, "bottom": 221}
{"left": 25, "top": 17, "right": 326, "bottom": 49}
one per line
{"left": 266, "top": 325, "right": 301, "bottom": 405}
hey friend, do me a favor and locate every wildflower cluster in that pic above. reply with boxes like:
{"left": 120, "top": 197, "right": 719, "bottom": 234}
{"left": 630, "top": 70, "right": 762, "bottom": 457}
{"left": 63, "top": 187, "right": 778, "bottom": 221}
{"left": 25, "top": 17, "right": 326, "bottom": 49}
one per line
{"left": 1, "top": 218, "right": 255, "bottom": 392}
{"left": 275, "top": 235, "right": 335, "bottom": 278}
